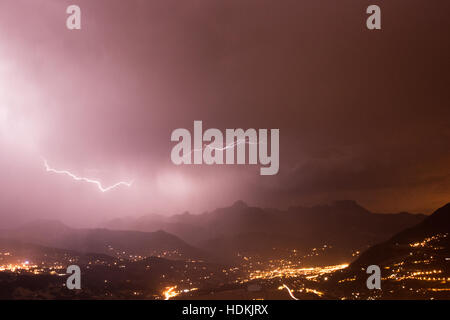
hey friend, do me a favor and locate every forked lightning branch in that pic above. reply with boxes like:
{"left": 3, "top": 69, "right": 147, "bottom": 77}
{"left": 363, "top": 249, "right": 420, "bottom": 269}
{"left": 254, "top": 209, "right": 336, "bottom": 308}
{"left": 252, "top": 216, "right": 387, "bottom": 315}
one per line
{"left": 171, "top": 121, "right": 280, "bottom": 175}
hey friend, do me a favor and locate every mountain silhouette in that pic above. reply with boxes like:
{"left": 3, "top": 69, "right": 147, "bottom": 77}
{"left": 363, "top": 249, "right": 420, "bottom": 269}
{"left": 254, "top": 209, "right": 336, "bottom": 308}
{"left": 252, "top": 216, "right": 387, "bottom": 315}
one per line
{"left": 0, "top": 221, "right": 205, "bottom": 260}
{"left": 0, "top": 238, "right": 116, "bottom": 265}
{"left": 350, "top": 202, "right": 450, "bottom": 268}
{"left": 104, "top": 200, "right": 425, "bottom": 261}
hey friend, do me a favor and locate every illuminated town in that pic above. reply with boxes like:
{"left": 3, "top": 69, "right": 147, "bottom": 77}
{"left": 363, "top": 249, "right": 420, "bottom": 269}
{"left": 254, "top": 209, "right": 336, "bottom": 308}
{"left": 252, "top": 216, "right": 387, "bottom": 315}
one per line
{"left": 0, "top": 230, "right": 447, "bottom": 300}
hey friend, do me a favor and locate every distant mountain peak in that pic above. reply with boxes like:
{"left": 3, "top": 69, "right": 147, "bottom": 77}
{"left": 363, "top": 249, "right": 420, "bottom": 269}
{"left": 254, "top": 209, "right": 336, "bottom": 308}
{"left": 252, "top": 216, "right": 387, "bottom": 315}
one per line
{"left": 420, "top": 201, "right": 450, "bottom": 227}
{"left": 19, "top": 219, "right": 71, "bottom": 231}
{"left": 331, "top": 200, "right": 370, "bottom": 214}
{"left": 433, "top": 202, "right": 450, "bottom": 215}
{"left": 333, "top": 199, "right": 362, "bottom": 207}
{"left": 231, "top": 200, "right": 248, "bottom": 209}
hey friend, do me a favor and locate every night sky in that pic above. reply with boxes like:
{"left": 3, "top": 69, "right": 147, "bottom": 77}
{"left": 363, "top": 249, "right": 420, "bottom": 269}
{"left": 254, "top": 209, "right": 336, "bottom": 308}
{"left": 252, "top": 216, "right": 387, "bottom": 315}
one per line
{"left": 0, "top": 0, "right": 449, "bottom": 226}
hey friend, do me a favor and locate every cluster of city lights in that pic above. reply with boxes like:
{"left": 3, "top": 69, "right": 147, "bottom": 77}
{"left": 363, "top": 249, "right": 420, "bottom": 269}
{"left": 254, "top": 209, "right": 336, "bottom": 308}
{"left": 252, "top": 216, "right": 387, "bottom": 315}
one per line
{"left": 162, "top": 286, "right": 199, "bottom": 300}
{"left": 0, "top": 261, "right": 35, "bottom": 272}
{"left": 247, "top": 263, "right": 349, "bottom": 281}
{"left": 409, "top": 233, "right": 448, "bottom": 248}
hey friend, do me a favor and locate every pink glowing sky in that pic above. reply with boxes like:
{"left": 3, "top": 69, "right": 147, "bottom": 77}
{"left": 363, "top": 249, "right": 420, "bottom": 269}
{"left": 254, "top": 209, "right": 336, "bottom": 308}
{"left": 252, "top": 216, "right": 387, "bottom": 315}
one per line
{"left": 0, "top": 0, "right": 449, "bottom": 226}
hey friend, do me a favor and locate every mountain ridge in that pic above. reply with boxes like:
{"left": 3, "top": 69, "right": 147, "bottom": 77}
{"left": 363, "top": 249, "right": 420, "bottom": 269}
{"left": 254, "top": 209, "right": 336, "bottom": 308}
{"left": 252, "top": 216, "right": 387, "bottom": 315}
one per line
{"left": 350, "top": 202, "right": 450, "bottom": 268}
{"left": 0, "top": 222, "right": 205, "bottom": 261}
{"left": 103, "top": 200, "right": 426, "bottom": 262}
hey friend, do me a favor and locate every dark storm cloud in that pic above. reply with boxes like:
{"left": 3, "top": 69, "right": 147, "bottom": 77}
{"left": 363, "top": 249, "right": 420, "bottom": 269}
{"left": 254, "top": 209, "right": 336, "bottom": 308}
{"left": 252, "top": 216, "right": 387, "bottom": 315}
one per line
{"left": 0, "top": 0, "right": 449, "bottom": 226}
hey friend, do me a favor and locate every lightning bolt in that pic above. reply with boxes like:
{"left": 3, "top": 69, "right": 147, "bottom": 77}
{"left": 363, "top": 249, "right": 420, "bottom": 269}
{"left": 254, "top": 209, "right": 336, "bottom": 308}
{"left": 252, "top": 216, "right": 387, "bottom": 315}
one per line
{"left": 182, "top": 139, "right": 262, "bottom": 161}
{"left": 282, "top": 284, "right": 299, "bottom": 300}
{"left": 42, "top": 158, "right": 133, "bottom": 192}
